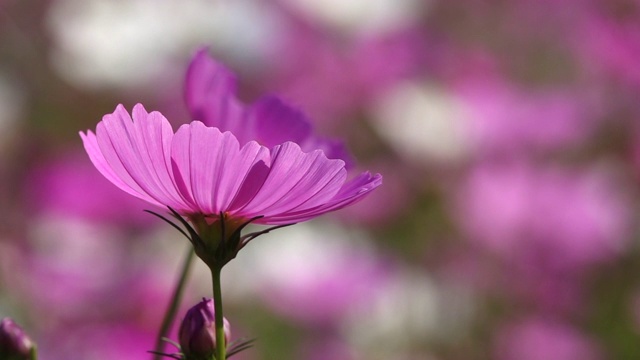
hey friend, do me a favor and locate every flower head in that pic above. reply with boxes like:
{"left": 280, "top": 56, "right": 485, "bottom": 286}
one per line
{"left": 179, "top": 298, "right": 230, "bottom": 360}
{"left": 80, "top": 104, "right": 381, "bottom": 266}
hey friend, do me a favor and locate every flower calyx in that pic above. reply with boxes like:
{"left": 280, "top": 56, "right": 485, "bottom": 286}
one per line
{"left": 146, "top": 207, "right": 293, "bottom": 270}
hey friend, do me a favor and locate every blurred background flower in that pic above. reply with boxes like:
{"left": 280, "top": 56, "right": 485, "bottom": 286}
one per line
{"left": 1, "top": 0, "right": 640, "bottom": 359}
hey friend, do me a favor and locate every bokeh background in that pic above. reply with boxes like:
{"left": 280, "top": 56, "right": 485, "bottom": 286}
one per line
{"left": 1, "top": 0, "right": 640, "bottom": 359}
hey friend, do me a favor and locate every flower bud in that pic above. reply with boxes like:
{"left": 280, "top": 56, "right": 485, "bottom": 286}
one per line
{"left": 0, "top": 318, "right": 35, "bottom": 360}
{"left": 179, "top": 298, "right": 230, "bottom": 360}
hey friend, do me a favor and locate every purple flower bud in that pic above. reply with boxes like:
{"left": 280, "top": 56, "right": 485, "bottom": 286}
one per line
{"left": 179, "top": 298, "right": 230, "bottom": 360}
{"left": 0, "top": 318, "right": 35, "bottom": 360}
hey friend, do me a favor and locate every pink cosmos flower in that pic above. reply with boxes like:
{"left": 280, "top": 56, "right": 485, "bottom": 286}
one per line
{"left": 494, "top": 317, "right": 604, "bottom": 360}
{"left": 185, "top": 48, "right": 351, "bottom": 165}
{"left": 80, "top": 104, "right": 381, "bottom": 227}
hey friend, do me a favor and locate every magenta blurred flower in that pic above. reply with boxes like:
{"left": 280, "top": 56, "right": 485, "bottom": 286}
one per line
{"left": 494, "top": 317, "right": 604, "bottom": 360}
{"left": 457, "top": 80, "right": 596, "bottom": 155}
{"left": 25, "top": 153, "right": 151, "bottom": 226}
{"left": 6, "top": 215, "right": 176, "bottom": 326}
{"left": 250, "top": 226, "right": 389, "bottom": 326}
{"left": 300, "top": 337, "right": 356, "bottom": 360}
{"left": 185, "top": 48, "right": 350, "bottom": 165}
{"left": 574, "top": 6, "right": 640, "bottom": 89}
{"left": 0, "top": 318, "right": 35, "bottom": 360}
{"left": 179, "top": 298, "right": 231, "bottom": 360}
{"left": 455, "top": 162, "right": 629, "bottom": 270}
{"left": 39, "top": 323, "right": 155, "bottom": 360}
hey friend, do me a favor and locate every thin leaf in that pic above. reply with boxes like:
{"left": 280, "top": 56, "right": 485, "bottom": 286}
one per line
{"left": 145, "top": 209, "right": 191, "bottom": 240}
{"left": 227, "top": 337, "right": 257, "bottom": 357}
{"left": 240, "top": 223, "right": 295, "bottom": 249}
{"left": 227, "top": 344, "right": 255, "bottom": 358}
{"left": 161, "top": 337, "right": 182, "bottom": 350}
{"left": 167, "top": 207, "right": 202, "bottom": 246}
{"left": 228, "top": 337, "right": 257, "bottom": 349}
{"left": 146, "top": 350, "right": 182, "bottom": 359}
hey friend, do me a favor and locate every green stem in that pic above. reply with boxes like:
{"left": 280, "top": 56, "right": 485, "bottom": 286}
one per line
{"left": 212, "top": 266, "right": 226, "bottom": 360}
{"left": 153, "top": 246, "right": 195, "bottom": 360}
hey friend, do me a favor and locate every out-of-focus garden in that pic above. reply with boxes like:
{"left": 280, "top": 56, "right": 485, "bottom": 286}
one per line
{"left": 1, "top": 0, "right": 640, "bottom": 359}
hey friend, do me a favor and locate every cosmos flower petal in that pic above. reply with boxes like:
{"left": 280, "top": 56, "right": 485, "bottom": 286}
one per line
{"left": 87, "top": 104, "right": 190, "bottom": 209}
{"left": 301, "top": 136, "right": 354, "bottom": 169}
{"left": 184, "top": 48, "right": 237, "bottom": 120}
{"left": 225, "top": 141, "right": 271, "bottom": 212}
{"left": 261, "top": 172, "right": 383, "bottom": 224}
{"left": 203, "top": 130, "right": 244, "bottom": 213}
{"left": 183, "top": 122, "right": 228, "bottom": 213}
{"left": 259, "top": 146, "right": 346, "bottom": 216}
{"left": 170, "top": 122, "right": 273, "bottom": 215}
{"left": 238, "top": 142, "right": 345, "bottom": 216}
{"left": 212, "top": 138, "right": 272, "bottom": 212}
{"left": 184, "top": 48, "right": 246, "bottom": 137}
{"left": 130, "top": 105, "right": 191, "bottom": 207}
{"left": 99, "top": 106, "right": 160, "bottom": 197}
{"left": 79, "top": 130, "right": 152, "bottom": 203}
{"left": 248, "top": 96, "right": 312, "bottom": 147}
{"left": 318, "top": 171, "right": 383, "bottom": 210}
{"left": 170, "top": 122, "right": 203, "bottom": 212}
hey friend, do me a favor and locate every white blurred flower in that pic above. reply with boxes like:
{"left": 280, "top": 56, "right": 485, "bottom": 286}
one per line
{"left": 19, "top": 215, "right": 126, "bottom": 319}
{"left": 47, "top": 0, "right": 284, "bottom": 89}
{"left": 221, "top": 222, "right": 382, "bottom": 314}
{"left": 342, "top": 268, "right": 475, "bottom": 358}
{"left": 372, "top": 81, "right": 471, "bottom": 164}
{"left": 281, "top": 0, "right": 426, "bottom": 36}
